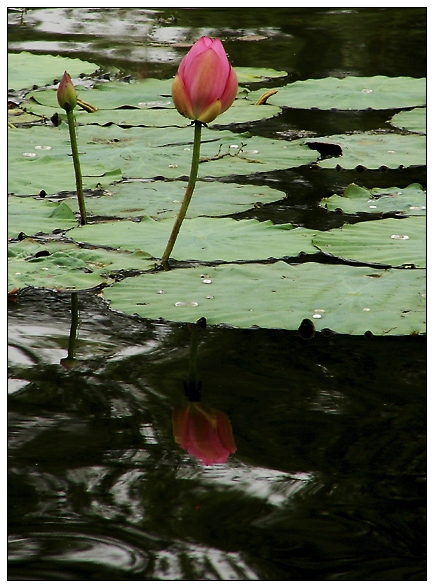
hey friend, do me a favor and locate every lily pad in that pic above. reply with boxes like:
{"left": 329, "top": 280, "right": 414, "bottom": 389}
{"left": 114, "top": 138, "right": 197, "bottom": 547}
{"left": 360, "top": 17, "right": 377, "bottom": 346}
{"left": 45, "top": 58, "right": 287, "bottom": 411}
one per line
{"left": 8, "top": 123, "right": 317, "bottom": 195}
{"left": 8, "top": 238, "right": 154, "bottom": 292}
{"left": 68, "top": 217, "right": 318, "bottom": 262}
{"left": 63, "top": 180, "right": 286, "bottom": 220}
{"left": 309, "top": 133, "right": 426, "bottom": 169}
{"left": 234, "top": 66, "right": 288, "bottom": 84}
{"left": 8, "top": 51, "right": 99, "bottom": 91}
{"left": 313, "top": 216, "right": 426, "bottom": 268}
{"left": 321, "top": 183, "right": 426, "bottom": 216}
{"left": 8, "top": 195, "right": 78, "bottom": 239}
{"left": 104, "top": 261, "right": 426, "bottom": 335}
{"left": 388, "top": 107, "right": 426, "bottom": 134}
{"left": 248, "top": 76, "right": 426, "bottom": 110}
{"left": 8, "top": 126, "right": 123, "bottom": 195}
{"left": 24, "top": 81, "right": 281, "bottom": 127}
{"left": 75, "top": 125, "right": 316, "bottom": 179}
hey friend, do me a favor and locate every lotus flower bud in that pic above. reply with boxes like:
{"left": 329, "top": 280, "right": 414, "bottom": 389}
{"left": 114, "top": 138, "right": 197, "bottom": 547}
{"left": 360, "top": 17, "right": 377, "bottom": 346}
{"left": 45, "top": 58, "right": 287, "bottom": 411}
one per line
{"left": 57, "top": 71, "right": 77, "bottom": 113}
{"left": 172, "top": 36, "right": 238, "bottom": 124}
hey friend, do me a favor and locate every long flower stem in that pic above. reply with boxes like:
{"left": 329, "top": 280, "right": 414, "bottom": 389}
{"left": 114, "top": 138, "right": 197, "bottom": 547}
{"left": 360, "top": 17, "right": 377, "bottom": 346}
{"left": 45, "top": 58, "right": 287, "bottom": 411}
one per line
{"left": 66, "top": 109, "right": 87, "bottom": 225}
{"left": 161, "top": 120, "right": 202, "bottom": 264}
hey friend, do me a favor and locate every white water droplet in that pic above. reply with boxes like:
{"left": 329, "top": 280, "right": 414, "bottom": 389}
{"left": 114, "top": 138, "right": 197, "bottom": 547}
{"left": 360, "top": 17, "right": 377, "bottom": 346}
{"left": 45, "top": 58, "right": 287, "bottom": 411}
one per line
{"left": 23, "top": 152, "right": 36, "bottom": 158}
{"left": 312, "top": 313, "right": 322, "bottom": 319}
{"left": 206, "top": 295, "right": 214, "bottom": 299}
{"left": 157, "top": 289, "right": 165, "bottom": 294}
{"left": 369, "top": 205, "right": 377, "bottom": 209}
{"left": 230, "top": 144, "right": 239, "bottom": 149}
{"left": 390, "top": 234, "right": 409, "bottom": 240}
{"left": 363, "top": 307, "right": 371, "bottom": 312}
{"left": 361, "top": 88, "right": 372, "bottom": 93}
{"left": 174, "top": 301, "right": 198, "bottom": 307}
{"left": 168, "top": 164, "right": 178, "bottom": 168}
{"left": 202, "top": 279, "right": 212, "bottom": 284}
{"left": 35, "top": 145, "right": 52, "bottom": 150}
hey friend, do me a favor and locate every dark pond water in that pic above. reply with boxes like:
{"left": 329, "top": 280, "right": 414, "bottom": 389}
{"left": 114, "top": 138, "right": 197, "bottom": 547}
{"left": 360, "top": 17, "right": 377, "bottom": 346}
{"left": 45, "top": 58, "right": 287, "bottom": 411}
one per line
{"left": 8, "top": 7, "right": 426, "bottom": 581}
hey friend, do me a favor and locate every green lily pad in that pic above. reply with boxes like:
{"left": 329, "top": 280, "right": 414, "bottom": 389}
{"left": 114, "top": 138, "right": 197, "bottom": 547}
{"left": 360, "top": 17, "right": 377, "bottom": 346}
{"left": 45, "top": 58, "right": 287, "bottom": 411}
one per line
{"left": 313, "top": 216, "right": 426, "bottom": 268}
{"left": 321, "top": 183, "right": 426, "bottom": 216}
{"left": 8, "top": 51, "right": 99, "bottom": 91}
{"left": 8, "top": 126, "right": 123, "bottom": 195}
{"left": 388, "top": 107, "right": 426, "bottom": 134}
{"left": 8, "top": 195, "right": 78, "bottom": 239}
{"left": 234, "top": 67, "right": 288, "bottom": 84}
{"left": 75, "top": 125, "right": 316, "bottom": 179}
{"left": 248, "top": 76, "right": 426, "bottom": 110}
{"left": 8, "top": 123, "right": 317, "bottom": 195}
{"left": 8, "top": 104, "right": 44, "bottom": 127}
{"left": 310, "top": 133, "right": 426, "bottom": 169}
{"left": 68, "top": 217, "right": 318, "bottom": 262}
{"left": 28, "top": 78, "right": 172, "bottom": 111}
{"left": 8, "top": 237, "right": 154, "bottom": 292}
{"left": 25, "top": 80, "right": 281, "bottom": 127}
{"left": 63, "top": 180, "right": 286, "bottom": 220}
{"left": 104, "top": 261, "right": 426, "bottom": 335}
{"left": 23, "top": 94, "right": 280, "bottom": 128}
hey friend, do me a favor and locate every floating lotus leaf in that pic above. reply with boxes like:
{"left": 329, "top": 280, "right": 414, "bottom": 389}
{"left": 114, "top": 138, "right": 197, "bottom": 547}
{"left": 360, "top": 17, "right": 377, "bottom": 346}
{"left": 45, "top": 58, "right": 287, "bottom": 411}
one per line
{"left": 8, "top": 51, "right": 99, "bottom": 91}
{"left": 234, "top": 67, "right": 288, "bottom": 84}
{"left": 27, "top": 79, "right": 172, "bottom": 111}
{"left": 312, "top": 216, "right": 426, "bottom": 268}
{"left": 24, "top": 80, "right": 280, "bottom": 127}
{"left": 8, "top": 104, "right": 43, "bottom": 126}
{"left": 248, "top": 76, "right": 426, "bottom": 110}
{"left": 388, "top": 107, "right": 426, "bottom": 134}
{"left": 104, "top": 261, "right": 426, "bottom": 335}
{"left": 321, "top": 183, "right": 426, "bottom": 216}
{"left": 67, "top": 217, "right": 318, "bottom": 262}
{"left": 310, "top": 133, "right": 426, "bottom": 169}
{"left": 8, "top": 195, "right": 78, "bottom": 239}
{"left": 8, "top": 126, "right": 123, "bottom": 195}
{"left": 63, "top": 180, "right": 286, "bottom": 220}
{"left": 8, "top": 123, "right": 317, "bottom": 195}
{"left": 8, "top": 238, "right": 154, "bottom": 292}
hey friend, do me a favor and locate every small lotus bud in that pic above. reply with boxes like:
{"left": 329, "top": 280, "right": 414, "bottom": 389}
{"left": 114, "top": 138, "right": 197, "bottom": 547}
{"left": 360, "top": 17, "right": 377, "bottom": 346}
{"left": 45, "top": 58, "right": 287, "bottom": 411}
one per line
{"left": 57, "top": 71, "right": 77, "bottom": 112}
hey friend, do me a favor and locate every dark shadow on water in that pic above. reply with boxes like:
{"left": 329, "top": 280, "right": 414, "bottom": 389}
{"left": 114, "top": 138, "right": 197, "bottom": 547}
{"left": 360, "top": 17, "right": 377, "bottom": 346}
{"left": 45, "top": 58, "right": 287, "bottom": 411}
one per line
{"left": 8, "top": 289, "right": 426, "bottom": 580}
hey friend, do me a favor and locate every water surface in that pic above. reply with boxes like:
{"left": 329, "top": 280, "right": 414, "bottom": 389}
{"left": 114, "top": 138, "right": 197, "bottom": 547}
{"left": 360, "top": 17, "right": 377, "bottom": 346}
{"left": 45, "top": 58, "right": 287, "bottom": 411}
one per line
{"left": 8, "top": 7, "right": 426, "bottom": 581}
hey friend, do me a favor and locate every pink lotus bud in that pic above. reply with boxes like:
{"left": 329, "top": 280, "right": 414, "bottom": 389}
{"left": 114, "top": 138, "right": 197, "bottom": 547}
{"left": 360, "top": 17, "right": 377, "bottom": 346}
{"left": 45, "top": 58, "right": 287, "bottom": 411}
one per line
{"left": 172, "top": 402, "right": 236, "bottom": 465}
{"left": 57, "top": 71, "right": 77, "bottom": 112}
{"left": 172, "top": 36, "right": 238, "bottom": 124}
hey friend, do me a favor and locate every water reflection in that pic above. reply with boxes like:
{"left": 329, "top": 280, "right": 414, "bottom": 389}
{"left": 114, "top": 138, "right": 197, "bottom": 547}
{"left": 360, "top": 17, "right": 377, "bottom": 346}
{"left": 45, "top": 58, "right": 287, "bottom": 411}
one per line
{"left": 59, "top": 292, "right": 79, "bottom": 370}
{"left": 8, "top": 289, "right": 426, "bottom": 580}
{"left": 172, "top": 319, "right": 236, "bottom": 466}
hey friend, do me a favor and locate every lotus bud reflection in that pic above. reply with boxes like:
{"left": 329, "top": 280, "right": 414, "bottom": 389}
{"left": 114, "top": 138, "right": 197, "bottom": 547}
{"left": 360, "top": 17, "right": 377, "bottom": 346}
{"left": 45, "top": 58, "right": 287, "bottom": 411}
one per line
{"left": 172, "top": 36, "right": 238, "bottom": 124}
{"left": 173, "top": 402, "right": 236, "bottom": 466}
{"left": 57, "top": 71, "right": 77, "bottom": 113}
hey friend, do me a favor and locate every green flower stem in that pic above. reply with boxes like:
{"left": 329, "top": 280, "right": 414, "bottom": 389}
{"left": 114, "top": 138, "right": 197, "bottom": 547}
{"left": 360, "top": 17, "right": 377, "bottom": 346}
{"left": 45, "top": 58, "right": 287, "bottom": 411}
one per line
{"left": 161, "top": 120, "right": 203, "bottom": 264}
{"left": 66, "top": 109, "right": 87, "bottom": 225}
